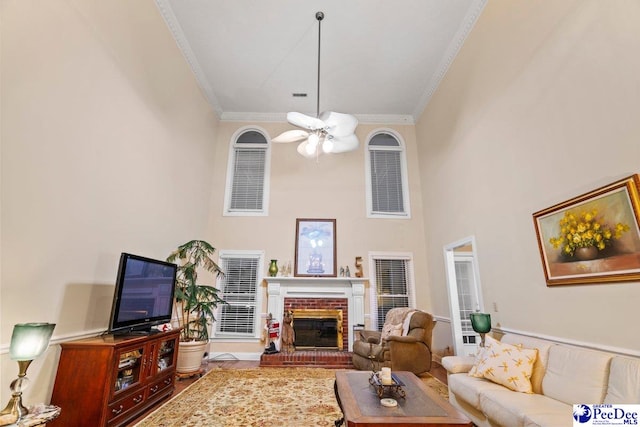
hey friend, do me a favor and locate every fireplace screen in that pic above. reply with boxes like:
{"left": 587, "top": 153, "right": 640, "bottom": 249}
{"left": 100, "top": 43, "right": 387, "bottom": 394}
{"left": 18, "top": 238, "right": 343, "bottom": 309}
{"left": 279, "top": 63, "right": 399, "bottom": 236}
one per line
{"left": 292, "top": 309, "right": 343, "bottom": 350}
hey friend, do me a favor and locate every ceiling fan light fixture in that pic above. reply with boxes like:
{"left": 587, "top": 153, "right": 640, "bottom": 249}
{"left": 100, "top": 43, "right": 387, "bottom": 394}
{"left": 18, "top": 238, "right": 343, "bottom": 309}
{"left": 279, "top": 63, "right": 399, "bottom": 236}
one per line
{"left": 273, "top": 11, "right": 359, "bottom": 159}
{"left": 305, "top": 142, "right": 317, "bottom": 156}
{"left": 308, "top": 133, "right": 320, "bottom": 146}
{"left": 322, "top": 138, "right": 334, "bottom": 153}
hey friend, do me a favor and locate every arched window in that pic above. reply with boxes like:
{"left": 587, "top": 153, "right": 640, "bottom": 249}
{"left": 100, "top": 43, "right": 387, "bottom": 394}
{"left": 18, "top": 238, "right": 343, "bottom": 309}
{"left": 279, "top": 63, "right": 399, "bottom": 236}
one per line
{"left": 224, "top": 128, "right": 270, "bottom": 216}
{"left": 365, "top": 131, "right": 410, "bottom": 218}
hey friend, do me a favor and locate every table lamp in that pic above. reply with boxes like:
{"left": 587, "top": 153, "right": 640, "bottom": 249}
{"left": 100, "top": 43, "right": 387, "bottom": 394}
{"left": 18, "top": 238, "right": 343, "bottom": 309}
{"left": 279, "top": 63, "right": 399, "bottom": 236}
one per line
{"left": 0, "top": 323, "right": 56, "bottom": 425}
{"left": 470, "top": 312, "right": 491, "bottom": 347}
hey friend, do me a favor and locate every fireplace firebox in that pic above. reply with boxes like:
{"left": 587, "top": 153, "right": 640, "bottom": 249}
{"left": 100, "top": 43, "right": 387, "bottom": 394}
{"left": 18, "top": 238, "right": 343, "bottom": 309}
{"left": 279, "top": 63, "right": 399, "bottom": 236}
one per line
{"left": 292, "top": 309, "right": 343, "bottom": 350}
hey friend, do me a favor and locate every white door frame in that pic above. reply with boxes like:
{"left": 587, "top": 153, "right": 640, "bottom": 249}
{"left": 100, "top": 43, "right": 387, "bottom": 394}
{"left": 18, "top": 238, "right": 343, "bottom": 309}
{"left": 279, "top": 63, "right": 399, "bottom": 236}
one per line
{"left": 443, "top": 235, "right": 485, "bottom": 356}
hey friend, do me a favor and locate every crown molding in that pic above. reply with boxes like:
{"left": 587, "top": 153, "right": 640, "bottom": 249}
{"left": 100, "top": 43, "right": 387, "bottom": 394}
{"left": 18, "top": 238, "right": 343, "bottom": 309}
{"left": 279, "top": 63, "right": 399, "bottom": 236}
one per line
{"left": 221, "top": 112, "right": 415, "bottom": 125}
{"left": 155, "top": 0, "right": 223, "bottom": 117}
{"left": 355, "top": 114, "right": 415, "bottom": 125}
{"left": 412, "top": 0, "right": 488, "bottom": 120}
{"left": 220, "top": 112, "right": 286, "bottom": 123}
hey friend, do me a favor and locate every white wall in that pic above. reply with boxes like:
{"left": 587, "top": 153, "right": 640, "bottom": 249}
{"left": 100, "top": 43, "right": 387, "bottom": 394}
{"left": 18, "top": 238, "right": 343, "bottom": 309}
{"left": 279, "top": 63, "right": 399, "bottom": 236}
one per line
{"left": 205, "top": 121, "right": 431, "bottom": 354}
{"left": 0, "top": 0, "right": 218, "bottom": 404}
{"left": 417, "top": 0, "right": 640, "bottom": 353}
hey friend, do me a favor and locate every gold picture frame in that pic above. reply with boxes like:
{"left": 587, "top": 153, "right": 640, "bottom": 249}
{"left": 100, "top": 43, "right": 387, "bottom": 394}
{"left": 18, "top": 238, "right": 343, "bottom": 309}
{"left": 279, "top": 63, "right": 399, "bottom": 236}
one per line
{"left": 294, "top": 218, "right": 337, "bottom": 277}
{"left": 533, "top": 174, "right": 640, "bottom": 286}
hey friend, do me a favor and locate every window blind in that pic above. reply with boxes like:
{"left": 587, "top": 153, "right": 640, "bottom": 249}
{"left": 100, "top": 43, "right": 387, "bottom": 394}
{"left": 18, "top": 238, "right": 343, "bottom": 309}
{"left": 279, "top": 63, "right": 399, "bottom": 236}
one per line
{"left": 374, "top": 258, "right": 410, "bottom": 330}
{"left": 216, "top": 257, "right": 259, "bottom": 335}
{"left": 229, "top": 149, "right": 265, "bottom": 211}
{"left": 455, "top": 261, "right": 475, "bottom": 335}
{"left": 370, "top": 150, "right": 404, "bottom": 214}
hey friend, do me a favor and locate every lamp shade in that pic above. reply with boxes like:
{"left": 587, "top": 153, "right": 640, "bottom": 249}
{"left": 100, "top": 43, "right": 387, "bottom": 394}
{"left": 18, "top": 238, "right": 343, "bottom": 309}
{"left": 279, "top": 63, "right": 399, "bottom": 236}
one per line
{"left": 9, "top": 323, "right": 56, "bottom": 361}
{"left": 469, "top": 313, "right": 491, "bottom": 334}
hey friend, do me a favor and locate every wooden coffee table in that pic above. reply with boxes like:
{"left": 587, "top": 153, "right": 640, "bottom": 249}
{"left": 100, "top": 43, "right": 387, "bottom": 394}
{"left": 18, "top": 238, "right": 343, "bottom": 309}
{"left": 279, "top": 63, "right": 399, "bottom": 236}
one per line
{"left": 334, "top": 371, "right": 471, "bottom": 426}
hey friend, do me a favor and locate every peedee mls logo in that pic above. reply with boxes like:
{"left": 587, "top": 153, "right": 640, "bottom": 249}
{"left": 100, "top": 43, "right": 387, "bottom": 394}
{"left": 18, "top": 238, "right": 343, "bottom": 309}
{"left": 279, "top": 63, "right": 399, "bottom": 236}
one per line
{"left": 574, "top": 404, "right": 639, "bottom": 426}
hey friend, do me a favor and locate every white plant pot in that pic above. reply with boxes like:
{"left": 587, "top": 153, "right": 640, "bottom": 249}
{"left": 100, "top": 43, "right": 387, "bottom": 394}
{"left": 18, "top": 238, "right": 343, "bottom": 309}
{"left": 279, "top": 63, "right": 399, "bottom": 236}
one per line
{"left": 176, "top": 340, "right": 207, "bottom": 374}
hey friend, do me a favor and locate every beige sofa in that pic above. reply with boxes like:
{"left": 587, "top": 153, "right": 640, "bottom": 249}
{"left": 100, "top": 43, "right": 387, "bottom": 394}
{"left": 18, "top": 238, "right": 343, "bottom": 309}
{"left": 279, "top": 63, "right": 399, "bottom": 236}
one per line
{"left": 442, "top": 333, "right": 640, "bottom": 427}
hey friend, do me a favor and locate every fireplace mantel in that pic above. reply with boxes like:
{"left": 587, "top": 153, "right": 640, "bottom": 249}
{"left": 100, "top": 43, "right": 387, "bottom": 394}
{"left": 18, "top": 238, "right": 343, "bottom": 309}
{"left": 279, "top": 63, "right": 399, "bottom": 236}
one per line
{"left": 263, "top": 277, "right": 368, "bottom": 351}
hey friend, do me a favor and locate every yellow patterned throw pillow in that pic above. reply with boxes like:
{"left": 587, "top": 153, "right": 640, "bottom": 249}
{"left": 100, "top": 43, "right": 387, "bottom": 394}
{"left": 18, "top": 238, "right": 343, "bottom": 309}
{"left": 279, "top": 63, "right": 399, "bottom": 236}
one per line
{"left": 468, "top": 341, "right": 489, "bottom": 378}
{"left": 468, "top": 335, "right": 538, "bottom": 393}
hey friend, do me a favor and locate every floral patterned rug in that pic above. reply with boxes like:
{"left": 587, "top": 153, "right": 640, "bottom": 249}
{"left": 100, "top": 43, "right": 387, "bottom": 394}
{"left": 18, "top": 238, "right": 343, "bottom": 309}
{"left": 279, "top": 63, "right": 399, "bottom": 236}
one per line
{"left": 134, "top": 368, "right": 448, "bottom": 427}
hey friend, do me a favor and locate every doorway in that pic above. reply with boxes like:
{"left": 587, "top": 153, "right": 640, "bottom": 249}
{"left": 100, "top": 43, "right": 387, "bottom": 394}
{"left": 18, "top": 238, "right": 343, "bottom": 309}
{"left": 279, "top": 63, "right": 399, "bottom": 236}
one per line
{"left": 443, "top": 236, "right": 485, "bottom": 356}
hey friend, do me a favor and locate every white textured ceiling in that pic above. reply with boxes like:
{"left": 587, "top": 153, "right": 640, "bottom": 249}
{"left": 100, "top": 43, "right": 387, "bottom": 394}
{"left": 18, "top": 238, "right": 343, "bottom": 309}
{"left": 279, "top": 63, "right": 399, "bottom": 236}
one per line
{"left": 156, "top": 0, "right": 486, "bottom": 124}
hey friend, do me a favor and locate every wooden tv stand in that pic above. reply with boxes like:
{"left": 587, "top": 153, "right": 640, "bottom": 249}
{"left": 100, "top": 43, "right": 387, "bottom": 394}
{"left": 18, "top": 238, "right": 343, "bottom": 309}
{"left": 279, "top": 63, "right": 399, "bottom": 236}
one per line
{"left": 49, "top": 329, "right": 180, "bottom": 427}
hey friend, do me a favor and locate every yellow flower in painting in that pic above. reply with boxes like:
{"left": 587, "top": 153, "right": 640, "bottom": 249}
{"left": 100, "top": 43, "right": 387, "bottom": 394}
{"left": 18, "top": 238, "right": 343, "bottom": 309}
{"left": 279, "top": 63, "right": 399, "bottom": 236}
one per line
{"left": 614, "top": 223, "right": 630, "bottom": 239}
{"left": 550, "top": 209, "right": 629, "bottom": 258}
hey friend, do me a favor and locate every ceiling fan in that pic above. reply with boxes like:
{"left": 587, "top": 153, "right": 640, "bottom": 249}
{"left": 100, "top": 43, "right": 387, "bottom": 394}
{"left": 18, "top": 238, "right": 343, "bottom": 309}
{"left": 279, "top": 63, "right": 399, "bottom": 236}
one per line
{"left": 272, "top": 11, "right": 359, "bottom": 159}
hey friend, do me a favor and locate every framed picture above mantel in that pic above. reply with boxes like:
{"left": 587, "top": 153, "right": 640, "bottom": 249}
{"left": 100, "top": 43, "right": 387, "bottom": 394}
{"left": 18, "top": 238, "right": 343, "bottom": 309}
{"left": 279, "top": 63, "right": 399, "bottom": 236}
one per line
{"left": 533, "top": 174, "right": 640, "bottom": 286}
{"left": 294, "top": 218, "right": 337, "bottom": 277}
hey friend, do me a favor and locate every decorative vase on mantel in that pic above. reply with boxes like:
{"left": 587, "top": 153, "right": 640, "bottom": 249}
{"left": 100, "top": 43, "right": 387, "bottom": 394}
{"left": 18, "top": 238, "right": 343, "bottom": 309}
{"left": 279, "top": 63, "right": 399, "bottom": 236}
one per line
{"left": 268, "top": 259, "right": 278, "bottom": 277}
{"left": 575, "top": 246, "right": 598, "bottom": 261}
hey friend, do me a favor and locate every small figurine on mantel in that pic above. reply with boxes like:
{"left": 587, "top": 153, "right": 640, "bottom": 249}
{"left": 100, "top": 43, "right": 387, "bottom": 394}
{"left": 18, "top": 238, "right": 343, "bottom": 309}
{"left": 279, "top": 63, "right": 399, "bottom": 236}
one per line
{"left": 345, "top": 266, "right": 351, "bottom": 277}
{"left": 355, "top": 256, "right": 363, "bottom": 278}
{"left": 339, "top": 266, "right": 345, "bottom": 277}
{"left": 285, "top": 261, "right": 292, "bottom": 277}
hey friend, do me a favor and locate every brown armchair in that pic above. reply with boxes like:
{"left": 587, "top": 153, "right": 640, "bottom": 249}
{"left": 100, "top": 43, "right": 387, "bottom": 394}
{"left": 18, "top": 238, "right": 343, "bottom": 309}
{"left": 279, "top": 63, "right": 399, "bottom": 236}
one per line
{"left": 352, "top": 308, "right": 435, "bottom": 375}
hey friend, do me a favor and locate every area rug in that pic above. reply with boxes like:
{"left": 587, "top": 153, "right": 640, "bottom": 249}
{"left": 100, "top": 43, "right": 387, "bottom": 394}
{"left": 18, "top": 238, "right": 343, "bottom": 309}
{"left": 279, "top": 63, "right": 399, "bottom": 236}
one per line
{"left": 418, "top": 371, "right": 449, "bottom": 400}
{"left": 135, "top": 368, "right": 448, "bottom": 427}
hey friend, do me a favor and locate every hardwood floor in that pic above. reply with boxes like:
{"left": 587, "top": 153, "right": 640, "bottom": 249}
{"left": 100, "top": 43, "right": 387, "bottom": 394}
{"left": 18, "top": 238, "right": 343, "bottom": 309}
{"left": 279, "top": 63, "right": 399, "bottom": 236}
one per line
{"left": 126, "top": 359, "right": 448, "bottom": 426}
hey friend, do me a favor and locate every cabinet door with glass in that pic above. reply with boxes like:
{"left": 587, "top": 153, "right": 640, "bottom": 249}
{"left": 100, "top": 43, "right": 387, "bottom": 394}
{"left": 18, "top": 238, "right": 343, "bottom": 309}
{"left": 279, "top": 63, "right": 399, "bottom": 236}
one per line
{"left": 153, "top": 334, "right": 179, "bottom": 376}
{"left": 112, "top": 343, "right": 146, "bottom": 395}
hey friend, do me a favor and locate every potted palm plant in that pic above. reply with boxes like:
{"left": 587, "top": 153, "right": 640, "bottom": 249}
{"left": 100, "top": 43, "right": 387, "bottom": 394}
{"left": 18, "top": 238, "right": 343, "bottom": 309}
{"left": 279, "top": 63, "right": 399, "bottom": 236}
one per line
{"left": 167, "top": 240, "right": 225, "bottom": 375}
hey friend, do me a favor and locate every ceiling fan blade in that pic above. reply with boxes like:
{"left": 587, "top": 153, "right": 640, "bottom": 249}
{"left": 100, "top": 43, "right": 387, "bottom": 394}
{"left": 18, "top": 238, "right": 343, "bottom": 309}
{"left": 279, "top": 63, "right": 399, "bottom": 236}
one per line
{"left": 319, "top": 111, "right": 358, "bottom": 137}
{"left": 287, "top": 112, "right": 325, "bottom": 130}
{"left": 272, "top": 130, "right": 309, "bottom": 143}
{"left": 328, "top": 134, "right": 359, "bottom": 153}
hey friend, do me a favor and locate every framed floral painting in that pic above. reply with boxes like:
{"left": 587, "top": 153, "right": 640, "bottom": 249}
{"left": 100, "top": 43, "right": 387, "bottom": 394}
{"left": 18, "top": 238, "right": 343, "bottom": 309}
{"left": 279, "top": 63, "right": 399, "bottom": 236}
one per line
{"left": 533, "top": 174, "right": 640, "bottom": 286}
{"left": 294, "top": 218, "right": 337, "bottom": 277}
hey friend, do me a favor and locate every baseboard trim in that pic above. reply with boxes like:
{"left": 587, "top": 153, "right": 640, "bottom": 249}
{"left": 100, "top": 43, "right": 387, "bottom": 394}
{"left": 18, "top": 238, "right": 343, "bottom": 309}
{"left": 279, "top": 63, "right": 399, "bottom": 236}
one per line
{"left": 209, "top": 351, "right": 262, "bottom": 361}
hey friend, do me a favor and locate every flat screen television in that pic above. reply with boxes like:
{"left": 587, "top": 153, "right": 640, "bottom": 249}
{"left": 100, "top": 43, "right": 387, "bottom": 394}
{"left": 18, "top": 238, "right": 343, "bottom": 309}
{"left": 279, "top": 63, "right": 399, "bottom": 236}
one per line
{"left": 108, "top": 253, "right": 177, "bottom": 335}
